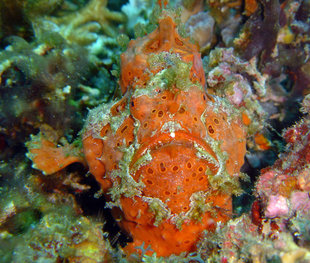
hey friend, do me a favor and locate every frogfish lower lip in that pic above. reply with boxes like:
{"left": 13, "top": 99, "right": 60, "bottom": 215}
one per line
{"left": 129, "top": 130, "right": 219, "bottom": 173}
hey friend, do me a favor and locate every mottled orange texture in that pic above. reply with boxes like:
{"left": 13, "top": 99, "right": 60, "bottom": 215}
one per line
{"left": 82, "top": 14, "right": 247, "bottom": 257}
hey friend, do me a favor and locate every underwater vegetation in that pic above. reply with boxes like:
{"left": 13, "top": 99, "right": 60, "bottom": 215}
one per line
{"left": 0, "top": 0, "right": 310, "bottom": 262}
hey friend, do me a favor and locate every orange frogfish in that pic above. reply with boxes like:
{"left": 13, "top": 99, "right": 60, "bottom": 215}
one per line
{"left": 27, "top": 14, "right": 247, "bottom": 258}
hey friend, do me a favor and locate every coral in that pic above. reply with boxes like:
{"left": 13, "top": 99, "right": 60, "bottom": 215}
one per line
{"left": 179, "top": 0, "right": 204, "bottom": 23}
{"left": 0, "top": 33, "right": 93, "bottom": 158}
{"left": 42, "top": 0, "right": 126, "bottom": 46}
{"left": 12, "top": 209, "right": 111, "bottom": 263}
{"left": 219, "top": 13, "right": 242, "bottom": 46}
{"left": 0, "top": 0, "right": 34, "bottom": 41}
{"left": 185, "top": 11, "right": 215, "bottom": 52}
{"left": 204, "top": 47, "right": 267, "bottom": 137}
{"left": 0, "top": 0, "right": 68, "bottom": 42}
{"left": 121, "top": 0, "right": 155, "bottom": 32}
{"left": 205, "top": 0, "right": 243, "bottom": 24}
{"left": 0, "top": 154, "right": 110, "bottom": 263}
{"left": 234, "top": 0, "right": 281, "bottom": 63}
{"left": 24, "top": 0, "right": 129, "bottom": 70}
{"left": 234, "top": 0, "right": 310, "bottom": 82}
{"left": 250, "top": 95, "right": 310, "bottom": 262}
{"left": 244, "top": 0, "right": 259, "bottom": 16}
{"left": 256, "top": 95, "right": 310, "bottom": 220}
{"left": 279, "top": 0, "right": 310, "bottom": 97}
{"left": 0, "top": 2, "right": 123, "bottom": 160}
{"left": 196, "top": 215, "right": 276, "bottom": 262}
{"left": 23, "top": 0, "right": 63, "bottom": 18}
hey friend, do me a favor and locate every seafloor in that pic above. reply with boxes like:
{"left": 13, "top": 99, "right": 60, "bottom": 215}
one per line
{"left": 0, "top": 0, "right": 310, "bottom": 262}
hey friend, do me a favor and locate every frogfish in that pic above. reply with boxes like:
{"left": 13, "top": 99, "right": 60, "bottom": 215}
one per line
{"left": 27, "top": 13, "right": 247, "bottom": 258}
